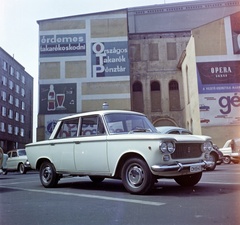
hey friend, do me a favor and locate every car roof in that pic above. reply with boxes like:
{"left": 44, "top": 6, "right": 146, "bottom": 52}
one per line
{"left": 59, "top": 110, "right": 145, "bottom": 121}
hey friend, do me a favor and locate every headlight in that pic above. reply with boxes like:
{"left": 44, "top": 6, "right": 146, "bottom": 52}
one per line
{"left": 202, "top": 141, "right": 213, "bottom": 153}
{"left": 159, "top": 141, "right": 175, "bottom": 153}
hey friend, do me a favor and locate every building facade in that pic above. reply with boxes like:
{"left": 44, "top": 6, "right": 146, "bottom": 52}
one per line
{"left": 0, "top": 47, "right": 33, "bottom": 152}
{"left": 36, "top": 0, "right": 240, "bottom": 146}
{"left": 37, "top": 10, "right": 131, "bottom": 140}
{"left": 128, "top": 0, "right": 240, "bottom": 146}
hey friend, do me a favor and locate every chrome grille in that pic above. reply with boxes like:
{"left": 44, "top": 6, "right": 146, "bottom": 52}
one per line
{"left": 171, "top": 143, "right": 202, "bottom": 159}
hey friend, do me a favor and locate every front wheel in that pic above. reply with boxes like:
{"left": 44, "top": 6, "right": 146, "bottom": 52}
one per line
{"left": 19, "top": 163, "right": 26, "bottom": 174}
{"left": 206, "top": 153, "right": 217, "bottom": 171}
{"left": 223, "top": 156, "right": 231, "bottom": 164}
{"left": 39, "top": 162, "right": 59, "bottom": 188}
{"left": 174, "top": 172, "right": 202, "bottom": 187}
{"left": 121, "top": 158, "right": 154, "bottom": 194}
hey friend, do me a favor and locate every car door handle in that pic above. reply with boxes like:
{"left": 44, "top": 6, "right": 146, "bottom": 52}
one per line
{"left": 75, "top": 141, "right": 80, "bottom": 144}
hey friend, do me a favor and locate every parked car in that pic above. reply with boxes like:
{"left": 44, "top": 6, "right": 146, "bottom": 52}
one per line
{"left": 5, "top": 149, "right": 31, "bottom": 174}
{"left": 0, "top": 147, "right": 8, "bottom": 174}
{"left": 219, "top": 138, "right": 240, "bottom": 164}
{"left": 155, "top": 126, "right": 192, "bottom": 135}
{"left": 26, "top": 110, "right": 214, "bottom": 194}
{"left": 155, "top": 126, "right": 222, "bottom": 171}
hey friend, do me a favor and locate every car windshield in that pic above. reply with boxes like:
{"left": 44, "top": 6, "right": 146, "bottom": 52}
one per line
{"left": 18, "top": 150, "right": 26, "bottom": 156}
{"left": 104, "top": 113, "right": 156, "bottom": 134}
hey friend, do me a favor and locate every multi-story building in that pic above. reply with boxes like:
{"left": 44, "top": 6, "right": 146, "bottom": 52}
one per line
{"left": 128, "top": 0, "right": 240, "bottom": 146}
{"left": 35, "top": 0, "right": 240, "bottom": 146}
{"left": 37, "top": 9, "right": 131, "bottom": 140}
{"left": 0, "top": 47, "right": 33, "bottom": 152}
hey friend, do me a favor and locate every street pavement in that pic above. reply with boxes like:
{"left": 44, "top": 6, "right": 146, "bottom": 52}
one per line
{"left": 1, "top": 164, "right": 240, "bottom": 225}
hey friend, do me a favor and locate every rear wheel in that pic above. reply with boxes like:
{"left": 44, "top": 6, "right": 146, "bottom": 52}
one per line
{"left": 121, "top": 157, "right": 154, "bottom": 194}
{"left": 39, "top": 162, "right": 59, "bottom": 188}
{"left": 19, "top": 163, "right": 26, "bottom": 174}
{"left": 223, "top": 156, "right": 231, "bottom": 164}
{"left": 174, "top": 172, "right": 202, "bottom": 187}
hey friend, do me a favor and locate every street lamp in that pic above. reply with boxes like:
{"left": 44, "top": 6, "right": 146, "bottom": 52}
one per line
{"left": 102, "top": 102, "right": 109, "bottom": 110}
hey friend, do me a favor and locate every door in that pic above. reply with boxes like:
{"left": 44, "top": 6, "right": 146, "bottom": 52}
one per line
{"left": 74, "top": 115, "right": 109, "bottom": 173}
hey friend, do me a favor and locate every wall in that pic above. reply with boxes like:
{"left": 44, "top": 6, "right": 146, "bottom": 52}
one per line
{"left": 193, "top": 12, "right": 240, "bottom": 146}
{"left": 37, "top": 10, "right": 131, "bottom": 140}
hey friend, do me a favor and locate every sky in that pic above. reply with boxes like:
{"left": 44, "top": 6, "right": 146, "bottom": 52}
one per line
{"left": 0, "top": 0, "right": 194, "bottom": 139}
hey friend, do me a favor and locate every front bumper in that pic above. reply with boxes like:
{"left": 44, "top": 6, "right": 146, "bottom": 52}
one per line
{"left": 151, "top": 160, "right": 213, "bottom": 172}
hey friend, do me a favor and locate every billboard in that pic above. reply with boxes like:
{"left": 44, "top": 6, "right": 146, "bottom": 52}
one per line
{"left": 197, "top": 61, "right": 240, "bottom": 126}
{"left": 39, "top": 33, "right": 86, "bottom": 57}
{"left": 91, "top": 41, "right": 129, "bottom": 77}
{"left": 39, "top": 83, "right": 76, "bottom": 114}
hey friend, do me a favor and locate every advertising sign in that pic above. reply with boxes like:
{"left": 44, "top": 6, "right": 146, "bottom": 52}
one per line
{"left": 197, "top": 61, "right": 240, "bottom": 126}
{"left": 197, "top": 61, "right": 240, "bottom": 94}
{"left": 40, "top": 33, "right": 86, "bottom": 57}
{"left": 91, "top": 41, "right": 129, "bottom": 77}
{"left": 39, "top": 83, "right": 76, "bottom": 114}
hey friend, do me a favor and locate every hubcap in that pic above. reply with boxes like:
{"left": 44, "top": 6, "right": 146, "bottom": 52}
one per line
{"left": 42, "top": 166, "right": 52, "bottom": 183}
{"left": 127, "top": 165, "right": 144, "bottom": 187}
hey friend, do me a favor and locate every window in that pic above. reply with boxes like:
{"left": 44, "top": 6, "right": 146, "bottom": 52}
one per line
{"left": 14, "top": 127, "right": 19, "bottom": 135}
{"left": 2, "top": 76, "right": 7, "bottom": 86}
{"left": 129, "top": 44, "right": 141, "bottom": 62}
{"left": 10, "top": 66, "right": 14, "bottom": 76}
{"left": 56, "top": 118, "right": 79, "bottom": 138}
{"left": 167, "top": 42, "right": 177, "bottom": 60}
{"left": 20, "top": 128, "right": 24, "bottom": 137}
{"left": 21, "top": 88, "right": 25, "bottom": 97}
{"left": 3, "top": 61, "right": 8, "bottom": 71}
{"left": 21, "top": 75, "right": 25, "bottom": 84}
{"left": 9, "top": 95, "right": 13, "bottom": 104}
{"left": 9, "top": 80, "right": 13, "bottom": 89}
{"left": 21, "top": 101, "right": 25, "bottom": 110}
{"left": 15, "top": 98, "right": 19, "bottom": 107}
{"left": 16, "top": 71, "right": 20, "bottom": 80}
{"left": 149, "top": 43, "right": 159, "bottom": 61}
{"left": 150, "top": 81, "right": 161, "bottom": 112}
{"left": 20, "top": 114, "right": 25, "bottom": 123}
{"left": 15, "top": 112, "right": 19, "bottom": 121}
{"left": 169, "top": 80, "right": 181, "bottom": 111}
{"left": 2, "top": 107, "right": 6, "bottom": 116}
{"left": 8, "top": 125, "right": 13, "bottom": 134}
{"left": 80, "top": 116, "right": 105, "bottom": 136}
{"left": 1, "top": 91, "right": 6, "bottom": 101}
{"left": 8, "top": 109, "right": 13, "bottom": 119}
{"left": 15, "top": 84, "right": 20, "bottom": 93}
{"left": 0, "top": 122, "right": 5, "bottom": 132}
{"left": 132, "top": 81, "right": 144, "bottom": 113}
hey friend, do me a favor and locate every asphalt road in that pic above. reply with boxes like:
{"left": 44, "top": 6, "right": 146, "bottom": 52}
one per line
{"left": 1, "top": 164, "right": 240, "bottom": 225}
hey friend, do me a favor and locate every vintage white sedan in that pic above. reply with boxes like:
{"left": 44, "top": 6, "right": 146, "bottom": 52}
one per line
{"left": 26, "top": 110, "right": 213, "bottom": 194}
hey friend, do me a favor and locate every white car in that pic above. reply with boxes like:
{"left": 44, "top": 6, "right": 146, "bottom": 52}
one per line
{"left": 26, "top": 110, "right": 213, "bottom": 194}
{"left": 219, "top": 138, "right": 240, "bottom": 164}
{"left": 5, "top": 149, "right": 31, "bottom": 174}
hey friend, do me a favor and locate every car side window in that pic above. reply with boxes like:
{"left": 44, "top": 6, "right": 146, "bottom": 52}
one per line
{"left": 12, "top": 151, "right": 17, "bottom": 157}
{"left": 169, "top": 131, "right": 180, "bottom": 134}
{"left": 80, "top": 115, "right": 105, "bottom": 136}
{"left": 55, "top": 118, "right": 79, "bottom": 139}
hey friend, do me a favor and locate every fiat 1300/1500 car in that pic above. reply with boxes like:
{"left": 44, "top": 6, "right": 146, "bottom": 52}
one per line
{"left": 26, "top": 110, "right": 213, "bottom": 194}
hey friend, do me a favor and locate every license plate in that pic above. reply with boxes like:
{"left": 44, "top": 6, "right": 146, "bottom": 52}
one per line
{"left": 190, "top": 165, "right": 202, "bottom": 173}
